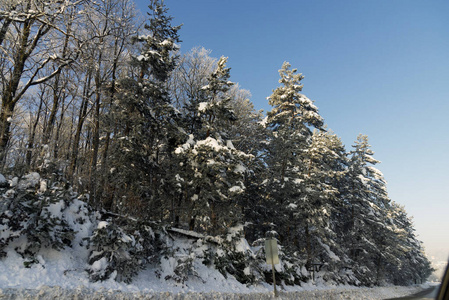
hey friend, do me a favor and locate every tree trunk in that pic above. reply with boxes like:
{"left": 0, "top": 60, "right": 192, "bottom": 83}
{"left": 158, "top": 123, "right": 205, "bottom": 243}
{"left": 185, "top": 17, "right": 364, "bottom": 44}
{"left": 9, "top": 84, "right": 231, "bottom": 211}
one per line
{"left": 26, "top": 91, "right": 45, "bottom": 168}
{"left": 0, "top": 18, "right": 33, "bottom": 164}
{"left": 305, "top": 223, "right": 312, "bottom": 269}
{"left": 53, "top": 95, "right": 67, "bottom": 159}
{"left": 0, "top": 101, "right": 15, "bottom": 166}
{"left": 98, "top": 36, "right": 121, "bottom": 210}
{"left": 89, "top": 89, "right": 101, "bottom": 203}
{"left": 210, "top": 201, "right": 218, "bottom": 235}
{"left": 89, "top": 52, "right": 103, "bottom": 205}
{"left": 42, "top": 76, "right": 61, "bottom": 146}
{"left": 376, "top": 254, "right": 382, "bottom": 285}
{"left": 189, "top": 216, "right": 196, "bottom": 231}
{"left": 0, "top": 18, "right": 12, "bottom": 47}
{"left": 68, "top": 72, "right": 92, "bottom": 180}
{"left": 42, "top": 17, "right": 71, "bottom": 147}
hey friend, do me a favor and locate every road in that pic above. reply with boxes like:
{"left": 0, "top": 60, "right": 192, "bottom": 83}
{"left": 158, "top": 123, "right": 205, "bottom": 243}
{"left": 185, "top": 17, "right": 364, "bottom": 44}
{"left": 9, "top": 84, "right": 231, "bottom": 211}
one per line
{"left": 385, "top": 285, "right": 439, "bottom": 300}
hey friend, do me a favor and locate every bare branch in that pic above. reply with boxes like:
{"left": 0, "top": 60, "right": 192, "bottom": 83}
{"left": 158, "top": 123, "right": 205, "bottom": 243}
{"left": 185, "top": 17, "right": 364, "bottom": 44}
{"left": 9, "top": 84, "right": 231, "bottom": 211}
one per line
{"left": 13, "top": 54, "right": 77, "bottom": 104}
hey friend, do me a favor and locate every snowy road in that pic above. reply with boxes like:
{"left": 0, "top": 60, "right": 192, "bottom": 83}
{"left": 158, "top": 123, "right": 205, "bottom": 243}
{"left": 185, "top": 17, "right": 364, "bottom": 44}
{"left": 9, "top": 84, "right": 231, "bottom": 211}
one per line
{"left": 0, "top": 285, "right": 428, "bottom": 299}
{"left": 384, "top": 285, "right": 439, "bottom": 300}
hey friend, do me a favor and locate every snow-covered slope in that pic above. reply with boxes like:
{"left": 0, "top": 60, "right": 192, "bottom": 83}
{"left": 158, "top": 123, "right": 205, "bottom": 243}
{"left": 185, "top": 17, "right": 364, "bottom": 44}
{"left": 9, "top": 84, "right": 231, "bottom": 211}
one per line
{"left": 0, "top": 244, "right": 430, "bottom": 299}
{"left": 0, "top": 172, "right": 431, "bottom": 299}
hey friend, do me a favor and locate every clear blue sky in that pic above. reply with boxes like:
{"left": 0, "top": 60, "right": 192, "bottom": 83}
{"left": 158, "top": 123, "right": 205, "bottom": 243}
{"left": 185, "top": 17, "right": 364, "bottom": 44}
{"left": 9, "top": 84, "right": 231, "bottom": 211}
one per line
{"left": 136, "top": 0, "right": 449, "bottom": 258}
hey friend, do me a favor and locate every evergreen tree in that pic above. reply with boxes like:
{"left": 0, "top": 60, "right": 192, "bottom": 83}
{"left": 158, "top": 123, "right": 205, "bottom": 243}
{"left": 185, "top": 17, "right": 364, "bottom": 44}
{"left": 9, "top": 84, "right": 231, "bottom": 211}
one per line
{"left": 105, "top": 0, "right": 182, "bottom": 219}
{"left": 385, "top": 202, "right": 434, "bottom": 285}
{"left": 209, "top": 225, "right": 264, "bottom": 285}
{"left": 296, "top": 129, "right": 348, "bottom": 277}
{"left": 264, "top": 62, "right": 324, "bottom": 259}
{"left": 0, "top": 173, "right": 77, "bottom": 261}
{"left": 87, "top": 218, "right": 157, "bottom": 283}
{"left": 169, "top": 47, "right": 217, "bottom": 137}
{"left": 169, "top": 50, "right": 266, "bottom": 239}
{"left": 339, "top": 134, "right": 396, "bottom": 285}
{"left": 173, "top": 57, "right": 252, "bottom": 235}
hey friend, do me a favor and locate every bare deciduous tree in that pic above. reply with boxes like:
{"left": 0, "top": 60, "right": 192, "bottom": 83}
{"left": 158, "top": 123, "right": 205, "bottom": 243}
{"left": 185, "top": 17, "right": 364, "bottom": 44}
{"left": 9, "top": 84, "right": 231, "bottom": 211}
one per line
{"left": 0, "top": 0, "right": 83, "bottom": 166}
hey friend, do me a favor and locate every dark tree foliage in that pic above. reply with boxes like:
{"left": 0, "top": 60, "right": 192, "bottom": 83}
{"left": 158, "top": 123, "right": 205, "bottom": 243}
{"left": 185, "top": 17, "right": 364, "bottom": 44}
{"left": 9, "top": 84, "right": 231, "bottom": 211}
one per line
{"left": 104, "top": 0, "right": 183, "bottom": 219}
{"left": 0, "top": 0, "right": 433, "bottom": 287}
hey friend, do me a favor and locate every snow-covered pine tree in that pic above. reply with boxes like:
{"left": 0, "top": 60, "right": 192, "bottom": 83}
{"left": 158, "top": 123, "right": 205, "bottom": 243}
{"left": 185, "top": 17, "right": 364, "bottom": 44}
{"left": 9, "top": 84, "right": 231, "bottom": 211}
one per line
{"left": 206, "top": 225, "right": 264, "bottom": 285}
{"left": 292, "top": 129, "right": 349, "bottom": 281}
{"left": 339, "top": 134, "right": 395, "bottom": 285}
{"left": 0, "top": 173, "right": 76, "bottom": 262}
{"left": 86, "top": 218, "right": 157, "bottom": 283}
{"left": 385, "top": 202, "right": 434, "bottom": 285}
{"left": 264, "top": 62, "right": 324, "bottom": 255}
{"left": 365, "top": 160, "right": 397, "bottom": 285}
{"left": 104, "top": 0, "right": 183, "bottom": 219}
{"left": 252, "top": 230, "right": 308, "bottom": 286}
{"left": 196, "top": 56, "right": 237, "bottom": 139}
{"left": 169, "top": 49, "right": 266, "bottom": 239}
{"left": 173, "top": 57, "right": 252, "bottom": 235}
{"left": 169, "top": 47, "right": 217, "bottom": 138}
{"left": 134, "top": 0, "right": 182, "bottom": 83}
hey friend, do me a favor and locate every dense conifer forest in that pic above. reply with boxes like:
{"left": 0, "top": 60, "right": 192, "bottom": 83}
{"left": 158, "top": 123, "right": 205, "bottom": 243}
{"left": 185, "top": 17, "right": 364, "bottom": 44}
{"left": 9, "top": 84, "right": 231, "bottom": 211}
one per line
{"left": 0, "top": 0, "right": 433, "bottom": 287}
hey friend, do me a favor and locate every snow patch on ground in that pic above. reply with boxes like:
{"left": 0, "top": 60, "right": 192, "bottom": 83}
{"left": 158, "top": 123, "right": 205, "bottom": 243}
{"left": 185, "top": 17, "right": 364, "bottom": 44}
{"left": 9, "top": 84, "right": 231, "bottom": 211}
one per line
{"left": 0, "top": 242, "right": 429, "bottom": 299}
{"left": 0, "top": 283, "right": 429, "bottom": 299}
{"left": 0, "top": 174, "right": 7, "bottom": 185}
{"left": 0, "top": 207, "right": 430, "bottom": 299}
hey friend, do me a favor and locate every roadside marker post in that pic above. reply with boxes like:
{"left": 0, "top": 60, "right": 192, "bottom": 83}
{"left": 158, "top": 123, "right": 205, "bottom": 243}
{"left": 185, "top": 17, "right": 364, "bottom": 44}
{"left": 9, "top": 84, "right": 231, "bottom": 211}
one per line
{"left": 265, "top": 239, "right": 279, "bottom": 297}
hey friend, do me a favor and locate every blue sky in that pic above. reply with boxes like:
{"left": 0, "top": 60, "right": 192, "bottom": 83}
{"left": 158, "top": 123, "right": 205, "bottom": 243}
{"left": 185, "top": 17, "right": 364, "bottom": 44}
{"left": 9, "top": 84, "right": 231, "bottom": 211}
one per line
{"left": 135, "top": 0, "right": 449, "bottom": 258}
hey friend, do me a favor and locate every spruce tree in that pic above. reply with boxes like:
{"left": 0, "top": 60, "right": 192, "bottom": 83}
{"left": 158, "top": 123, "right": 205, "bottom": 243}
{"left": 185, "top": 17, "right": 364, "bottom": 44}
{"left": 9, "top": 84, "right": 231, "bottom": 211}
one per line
{"left": 297, "top": 129, "right": 348, "bottom": 276}
{"left": 105, "top": 0, "right": 182, "bottom": 219}
{"left": 264, "top": 62, "right": 324, "bottom": 255}
{"left": 0, "top": 173, "right": 76, "bottom": 261}
{"left": 385, "top": 202, "right": 434, "bottom": 285}
{"left": 173, "top": 57, "right": 251, "bottom": 235}
{"left": 340, "top": 134, "right": 395, "bottom": 285}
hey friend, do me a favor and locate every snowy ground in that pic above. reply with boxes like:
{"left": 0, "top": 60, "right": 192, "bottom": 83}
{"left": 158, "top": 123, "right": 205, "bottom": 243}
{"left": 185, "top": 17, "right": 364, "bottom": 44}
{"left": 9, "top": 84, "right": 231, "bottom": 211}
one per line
{"left": 0, "top": 247, "right": 431, "bottom": 300}
{"left": 0, "top": 285, "right": 430, "bottom": 299}
{"left": 0, "top": 185, "right": 431, "bottom": 300}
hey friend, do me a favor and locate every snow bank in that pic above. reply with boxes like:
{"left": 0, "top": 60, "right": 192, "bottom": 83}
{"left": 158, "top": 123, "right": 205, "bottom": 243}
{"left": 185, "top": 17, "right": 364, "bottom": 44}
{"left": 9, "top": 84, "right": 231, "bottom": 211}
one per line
{"left": 0, "top": 227, "right": 429, "bottom": 299}
{"left": 0, "top": 171, "right": 431, "bottom": 299}
{"left": 0, "top": 284, "right": 428, "bottom": 299}
{"left": 0, "top": 174, "right": 6, "bottom": 185}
